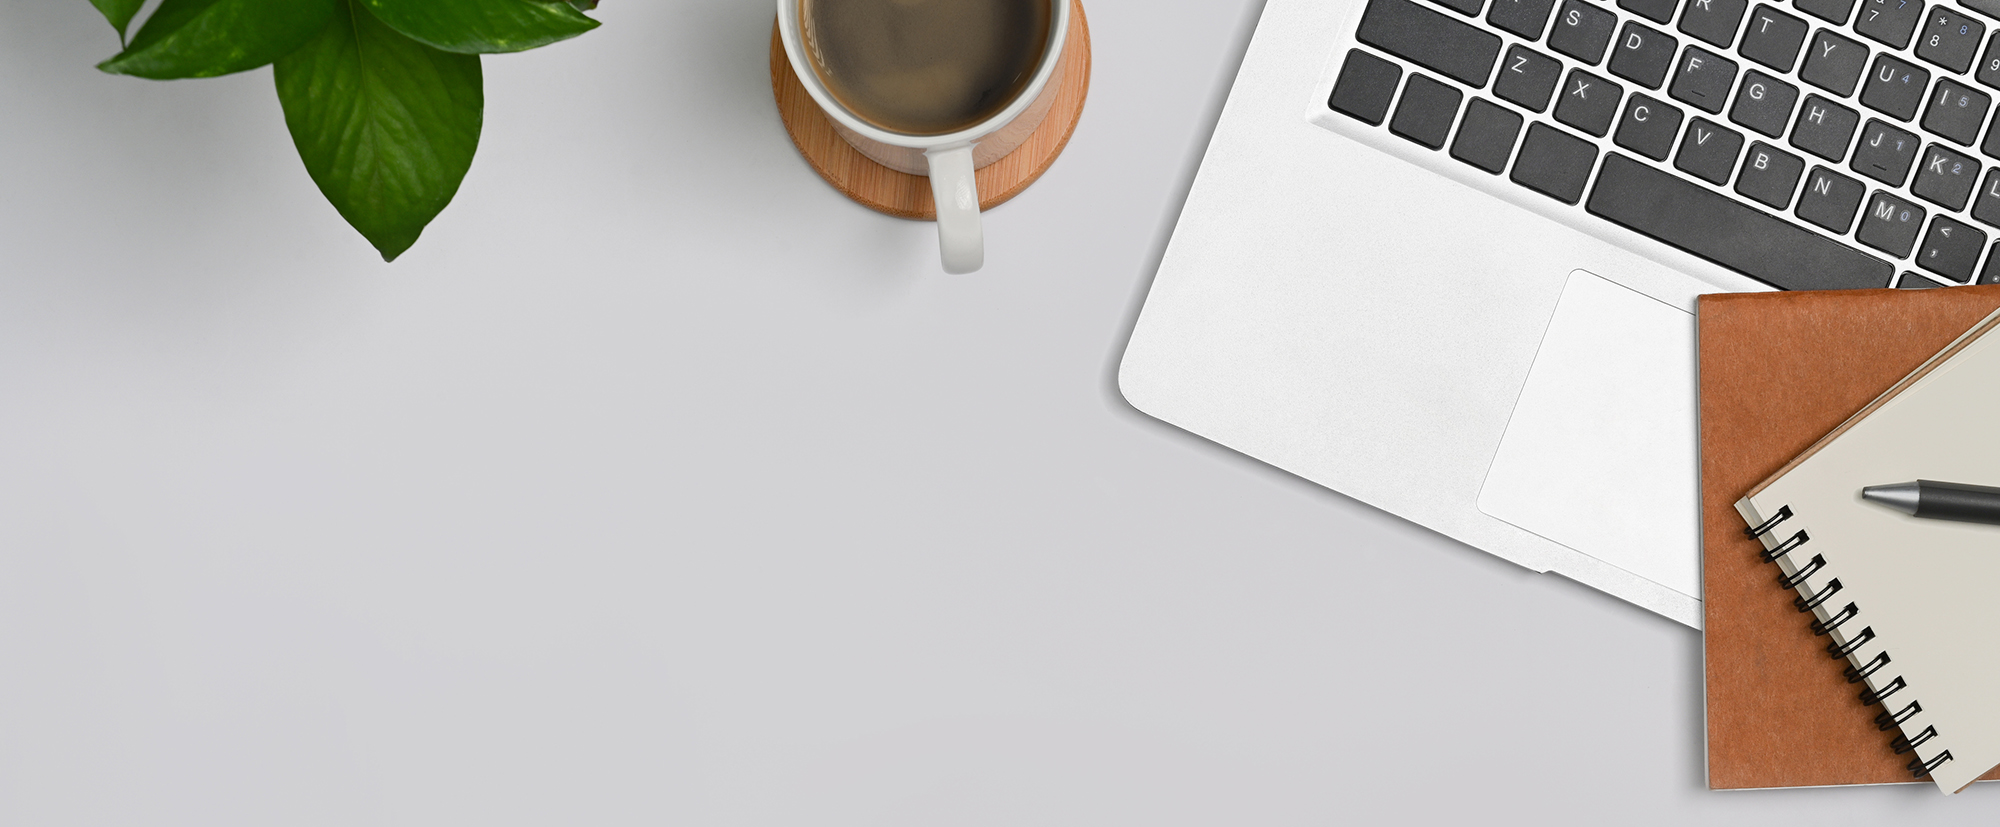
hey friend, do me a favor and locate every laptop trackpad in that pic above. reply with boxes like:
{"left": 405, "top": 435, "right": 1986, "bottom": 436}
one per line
{"left": 1477, "top": 270, "right": 1700, "bottom": 598}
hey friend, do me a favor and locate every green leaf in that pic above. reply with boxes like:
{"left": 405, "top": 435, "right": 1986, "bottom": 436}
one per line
{"left": 88, "top": 0, "right": 146, "bottom": 42}
{"left": 275, "top": 1, "right": 483, "bottom": 261}
{"left": 97, "top": 0, "right": 339, "bottom": 80}
{"left": 358, "top": 0, "right": 597, "bottom": 54}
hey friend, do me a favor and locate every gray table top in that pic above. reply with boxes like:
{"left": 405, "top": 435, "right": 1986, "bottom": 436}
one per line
{"left": 2, "top": 0, "right": 1993, "bottom": 821}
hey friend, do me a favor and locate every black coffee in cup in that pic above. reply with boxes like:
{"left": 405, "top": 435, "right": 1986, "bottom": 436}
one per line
{"left": 802, "top": 0, "right": 1053, "bottom": 136}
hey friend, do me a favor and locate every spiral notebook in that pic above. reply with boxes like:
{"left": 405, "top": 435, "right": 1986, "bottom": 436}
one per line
{"left": 1700, "top": 286, "right": 2000, "bottom": 791}
{"left": 1729, "top": 296, "right": 2000, "bottom": 793}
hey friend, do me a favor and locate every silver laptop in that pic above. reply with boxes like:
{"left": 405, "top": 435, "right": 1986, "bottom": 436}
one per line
{"left": 1121, "top": 0, "right": 1996, "bottom": 625}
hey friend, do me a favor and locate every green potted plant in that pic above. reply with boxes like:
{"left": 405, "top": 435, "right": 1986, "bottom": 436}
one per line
{"left": 87, "top": 0, "right": 601, "bottom": 261}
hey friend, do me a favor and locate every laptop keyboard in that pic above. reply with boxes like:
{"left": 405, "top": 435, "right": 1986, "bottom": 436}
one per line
{"left": 1326, "top": 0, "right": 2000, "bottom": 289}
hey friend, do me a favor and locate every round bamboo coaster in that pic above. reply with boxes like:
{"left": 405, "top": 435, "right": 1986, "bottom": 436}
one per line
{"left": 769, "top": 1, "right": 1092, "bottom": 220}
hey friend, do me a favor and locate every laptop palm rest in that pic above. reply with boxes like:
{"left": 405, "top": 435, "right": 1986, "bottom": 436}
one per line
{"left": 1477, "top": 270, "right": 1701, "bottom": 598}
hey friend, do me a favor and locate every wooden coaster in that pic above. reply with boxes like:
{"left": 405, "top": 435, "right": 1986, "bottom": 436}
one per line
{"left": 769, "top": 1, "right": 1092, "bottom": 220}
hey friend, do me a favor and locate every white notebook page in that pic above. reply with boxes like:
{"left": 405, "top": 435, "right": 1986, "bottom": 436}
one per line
{"left": 1737, "top": 309, "right": 2000, "bottom": 794}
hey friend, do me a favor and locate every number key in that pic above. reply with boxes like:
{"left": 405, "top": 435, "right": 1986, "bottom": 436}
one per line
{"left": 1857, "top": 191, "right": 1926, "bottom": 257}
{"left": 1794, "top": 0, "right": 1856, "bottom": 24}
{"left": 1850, "top": 119, "right": 1921, "bottom": 185}
{"left": 1915, "top": 7, "right": 1983, "bottom": 73}
{"left": 1911, "top": 144, "right": 1981, "bottom": 210}
{"left": 1922, "top": 79, "right": 1992, "bottom": 146}
{"left": 1860, "top": 53, "right": 1930, "bottom": 121}
{"left": 1978, "top": 32, "right": 2000, "bottom": 89}
{"left": 1855, "top": 0, "right": 1926, "bottom": 50}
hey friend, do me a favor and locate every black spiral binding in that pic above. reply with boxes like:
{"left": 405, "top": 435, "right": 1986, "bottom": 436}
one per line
{"left": 1744, "top": 505, "right": 1953, "bottom": 781}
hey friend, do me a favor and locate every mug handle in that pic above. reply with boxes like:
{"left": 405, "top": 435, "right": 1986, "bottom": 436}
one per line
{"left": 924, "top": 144, "right": 983, "bottom": 274}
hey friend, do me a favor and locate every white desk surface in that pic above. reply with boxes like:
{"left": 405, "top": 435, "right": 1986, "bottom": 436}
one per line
{"left": 4, "top": 0, "right": 1996, "bottom": 821}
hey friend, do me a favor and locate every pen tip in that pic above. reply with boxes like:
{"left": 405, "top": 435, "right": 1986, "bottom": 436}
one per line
{"left": 1862, "top": 482, "right": 1920, "bottom": 516}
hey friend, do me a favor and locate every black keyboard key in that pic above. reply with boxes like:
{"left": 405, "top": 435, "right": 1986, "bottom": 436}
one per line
{"left": 1797, "top": 165, "right": 1869, "bottom": 230}
{"left": 1915, "top": 215, "right": 1987, "bottom": 279}
{"left": 1915, "top": 6, "right": 1984, "bottom": 72}
{"left": 1587, "top": 153, "right": 1892, "bottom": 288}
{"left": 1898, "top": 271, "right": 1944, "bottom": 286}
{"left": 1622, "top": 0, "right": 1678, "bottom": 22}
{"left": 1912, "top": 143, "right": 1982, "bottom": 208}
{"left": 1850, "top": 119, "right": 1922, "bottom": 183}
{"left": 1496, "top": 46, "right": 1565, "bottom": 112}
{"left": 1983, "top": 115, "right": 2000, "bottom": 159}
{"left": 1855, "top": 0, "right": 1926, "bottom": 49}
{"left": 1740, "top": 5, "right": 1811, "bottom": 70}
{"left": 1671, "top": 46, "right": 1739, "bottom": 113}
{"left": 1391, "top": 74, "right": 1466, "bottom": 148}
{"left": 1610, "top": 22, "right": 1680, "bottom": 88}
{"left": 1860, "top": 53, "right": 1930, "bottom": 120}
{"left": 1738, "top": 141, "right": 1808, "bottom": 206}
{"left": 1677, "top": 117, "right": 1748, "bottom": 182}
{"left": 1921, "top": 78, "right": 1992, "bottom": 145}
{"left": 1489, "top": 0, "right": 1562, "bottom": 39}
{"left": 1981, "top": 244, "right": 2000, "bottom": 282}
{"left": 1329, "top": 50, "right": 1405, "bottom": 125}
{"left": 1730, "top": 70, "right": 1801, "bottom": 136}
{"left": 1980, "top": 33, "right": 2000, "bottom": 88}
{"left": 1974, "top": 168, "right": 2000, "bottom": 225}
{"left": 1615, "top": 93, "right": 1687, "bottom": 158}
{"left": 1451, "top": 98, "right": 1526, "bottom": 172}
{"left": 1555, "top": 69, "right": 1626, "bottom": 136}
{"left": 1356, "top": 0, "right": 1505, "bottom": 88}
{"left": 1966, "top": 0, "right": 2000, "bottom": 22}
{"left": 1857, "top": 191, "right": 1926, "bottom": 256}
{"left": 1795, "top": 0, "right": 1855, "bottom": 24}
{"left": 1681, "top": 0, "right": 1751, "bottom": 47}
{"left": 1512, "top": 122, "right": 1601, "bottom": 203}
{"left": 1791, "top": 94, "right": 1862, "bottom": 159}
{"left": 1550, "top": 0, "right": 1620, "bottom": 64}
{"left": 1800, "top": 30, "right": 1869, "bottom": 96}
{"left": 1435, "top": 0, "right": 1488, "bottom": 15}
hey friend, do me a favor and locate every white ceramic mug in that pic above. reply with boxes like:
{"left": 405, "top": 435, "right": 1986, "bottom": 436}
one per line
{"left": 777, "top": 0, "right": 1072, "bottom": 274}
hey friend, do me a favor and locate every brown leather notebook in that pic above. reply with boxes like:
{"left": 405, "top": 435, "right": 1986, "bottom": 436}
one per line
{"left": 1700, "top": 285, "right": 2000, "bottom": 789}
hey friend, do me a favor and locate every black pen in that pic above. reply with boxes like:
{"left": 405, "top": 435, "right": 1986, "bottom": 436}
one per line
{"left": 1860, "top": 480, "right": 2000, "bottom": 526}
